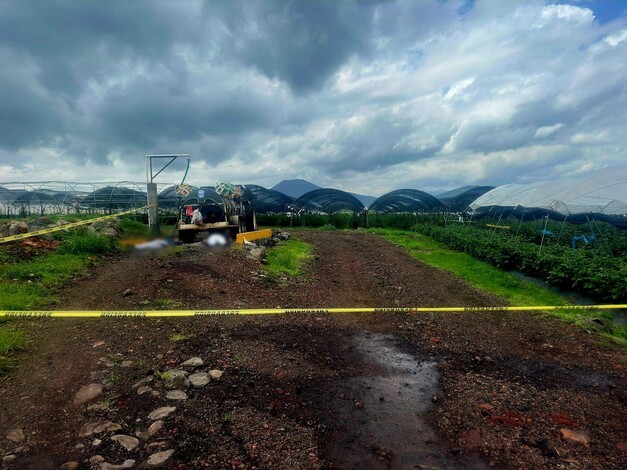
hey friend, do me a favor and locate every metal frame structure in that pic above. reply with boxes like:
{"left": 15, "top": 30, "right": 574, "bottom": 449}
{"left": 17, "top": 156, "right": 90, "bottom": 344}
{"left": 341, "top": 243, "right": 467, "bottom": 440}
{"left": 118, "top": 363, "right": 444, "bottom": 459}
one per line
{"left": 145, "top": 154, "right": 190, "bottom": 234}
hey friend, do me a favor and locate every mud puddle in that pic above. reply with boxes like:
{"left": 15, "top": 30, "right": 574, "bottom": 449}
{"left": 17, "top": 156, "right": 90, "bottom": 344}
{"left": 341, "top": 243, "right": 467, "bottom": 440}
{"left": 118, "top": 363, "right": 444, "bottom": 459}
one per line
{"left": 326, "top": 333, "right": 492, "bottom": 469}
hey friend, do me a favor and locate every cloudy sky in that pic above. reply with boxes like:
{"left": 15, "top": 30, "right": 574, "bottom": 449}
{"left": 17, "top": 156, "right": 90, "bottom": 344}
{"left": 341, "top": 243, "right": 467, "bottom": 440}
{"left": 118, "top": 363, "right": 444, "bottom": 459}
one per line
{"left": 1, "top": 0, "right": 626, "bottom": 195}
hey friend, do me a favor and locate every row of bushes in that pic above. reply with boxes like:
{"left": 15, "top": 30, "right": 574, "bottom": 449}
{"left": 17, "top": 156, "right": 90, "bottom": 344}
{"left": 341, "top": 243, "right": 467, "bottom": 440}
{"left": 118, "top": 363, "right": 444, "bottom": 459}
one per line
{"left": 411, "top": 224, "right": 627, "bottom": 302}
{"left": 257, "top": 212, "right": 440, "bottom": 230}
{"left": 258, "top": 212, "right": 363, "bottom": 229}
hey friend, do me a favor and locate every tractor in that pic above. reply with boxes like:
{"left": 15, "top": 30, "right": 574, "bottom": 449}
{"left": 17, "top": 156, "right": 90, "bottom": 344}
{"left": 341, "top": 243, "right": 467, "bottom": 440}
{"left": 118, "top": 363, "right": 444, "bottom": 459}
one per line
{"left": 176, "top": 184, "right": 257, "bottom": 244}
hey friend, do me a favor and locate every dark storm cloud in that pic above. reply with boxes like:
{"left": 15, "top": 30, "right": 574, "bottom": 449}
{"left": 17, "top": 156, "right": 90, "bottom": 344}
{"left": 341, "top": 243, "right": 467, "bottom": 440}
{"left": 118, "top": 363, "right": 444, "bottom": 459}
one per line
{"left": 0, "top": 0, "right": 204, "bottom": 156}
{"left": 0, "top": 49, "right": 70, "bottom": 150}
{"left": 91, "top": 72, "right": 282, "bottom": 160}
{"left": 0, "top": 0, "right": 390, "bottom": 166}
{"left": 311, "top": 113, "right": 443, "bottom": 173}
{"left": 203, "top": 0, "right": 382, "bottom": 93}
{"left": 0, "top": 0, "right": 199, "bottom": 96}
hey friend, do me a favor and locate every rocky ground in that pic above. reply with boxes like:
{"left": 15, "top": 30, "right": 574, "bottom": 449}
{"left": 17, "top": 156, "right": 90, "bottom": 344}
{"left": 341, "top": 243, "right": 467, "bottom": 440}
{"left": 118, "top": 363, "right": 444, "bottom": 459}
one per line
{"left": 0, "top": 230, "right": 625, "bottom": 469}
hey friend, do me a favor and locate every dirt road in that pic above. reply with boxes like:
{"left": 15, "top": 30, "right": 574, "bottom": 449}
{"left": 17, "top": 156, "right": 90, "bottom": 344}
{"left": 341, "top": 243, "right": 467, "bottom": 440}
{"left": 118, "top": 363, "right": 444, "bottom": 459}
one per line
{"left": 0, "top": 231, "right": 625, "bottom": 469}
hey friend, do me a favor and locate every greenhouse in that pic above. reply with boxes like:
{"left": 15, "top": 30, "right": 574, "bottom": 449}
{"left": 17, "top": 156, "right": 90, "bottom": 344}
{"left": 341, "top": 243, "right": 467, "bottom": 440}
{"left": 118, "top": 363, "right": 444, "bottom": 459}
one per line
{"left": 469, "top": 166, "right": 627, "bottom": 217}
{"left": 369, "top": 189, "right": 444, "bottom": 213}
{"left": 242, "top": 185, "right": 294, "bottom": 213}
{"left": 292, "top": 189, "right": 364, "bottom": 213}
{"left": 1, "top": 166, "right": 625, "bottom": 222}
{"left": 82, "top": 185, "right": 147, "bottom": 210}
{"left": 439, "top": 186, "right": 494, "bottom": 212}
{"left": 158, "top": 185, "right": 200, "bottom": 209}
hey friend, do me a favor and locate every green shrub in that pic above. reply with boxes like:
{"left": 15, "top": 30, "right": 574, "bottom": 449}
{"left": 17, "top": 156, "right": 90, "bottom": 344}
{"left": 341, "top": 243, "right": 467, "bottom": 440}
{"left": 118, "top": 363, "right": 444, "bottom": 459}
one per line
{"left": 58, "top": 231, "right": 114, "bottom": 255}
{"left": 410, "top": 223, "right": 627, "bottom": 303}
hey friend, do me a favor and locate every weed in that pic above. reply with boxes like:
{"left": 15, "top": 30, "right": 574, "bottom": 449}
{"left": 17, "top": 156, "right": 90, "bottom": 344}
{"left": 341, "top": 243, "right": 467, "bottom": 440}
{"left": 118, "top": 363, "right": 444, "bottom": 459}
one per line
{"left": 111, "top": 355, "right": 124, "bottom": 365}
{"left": 92, "top": 397, "right": 116, "bottom": 409}
{"left": 58, "top": 231, "right": 114, "bottom": 255}
{"left": 154, "top": 370, "right": 177, "bottom": 389}
{"left": 120, "top": 219, "right": 150, "bottom": 238}
{"left": 0, "top": 327, "right": 26, "bottom": 375}
{"left": 170, "top": 333, "right": 187, "bottom": 343}
{"left": 221, "top": 413, "right": 233, "bottom": 423}
{"left": 106, "top": 371, "right": 122, "bottom": 385}
{"left": 264, "top": 239, "right": 313, "bottom": 278}
{"left": 153, "top": 298, "right": 183, "bottom": 310}
{"left": 119, "top": 218, "right": 177, "bottom": 239}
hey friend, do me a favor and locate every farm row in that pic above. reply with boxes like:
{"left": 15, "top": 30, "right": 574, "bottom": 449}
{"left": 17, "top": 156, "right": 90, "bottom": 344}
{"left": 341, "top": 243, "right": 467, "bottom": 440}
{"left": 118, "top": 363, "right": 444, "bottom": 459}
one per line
{"left": 258, "top": 213, "right": 627, "bottom": 303}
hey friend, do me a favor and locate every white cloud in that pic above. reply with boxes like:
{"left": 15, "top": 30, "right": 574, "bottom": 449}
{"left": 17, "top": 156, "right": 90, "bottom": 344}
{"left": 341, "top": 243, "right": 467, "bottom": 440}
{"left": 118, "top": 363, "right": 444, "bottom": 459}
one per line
{"left": 534, "top": 123, "right": 565, "bottom": 139}
{"left": 570, "top": 131, "right": 610, "bottom": 144}
{"left": 533, "top": 4, "right": 594, "bottom": 29}
{"left": 604, "top": 28, "right": 627, "bottom": 47}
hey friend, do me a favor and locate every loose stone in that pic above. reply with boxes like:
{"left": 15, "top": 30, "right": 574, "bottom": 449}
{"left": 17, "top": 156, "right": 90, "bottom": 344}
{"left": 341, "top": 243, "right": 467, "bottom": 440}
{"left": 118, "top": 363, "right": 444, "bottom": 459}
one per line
{"left": 100, "top": 459, "right": 136, "bottom": 470}
{"left": 60, "top": 462, "right": 79, "bottom": 470}
{"left": 189, "top": 373, "right": 210, "bottom": 387}
{"left": 148, "top": 420, "right": 164, "bottom": 437}
{"left": 74, "top": 383, "right": 103, "bottom": 406}
{"left": 6, "top": 428, "right": 25, "bottom": 443}
{"left": 180, "top": 357, "right": 203, "bottom": 367}
{"left": 148, "top": 406, "right": 176, "bottom": 420}
{"left": 111, "top": 434, "right": 140, "bottom": 451}
{"left": 166, "top": 390, "right": 188, "bottom": 400}
{"left": 133, "top": 376, "right": 153, "bottom": 388}
{"left": 147, "top": 449, "right": 175, "bottom": 467}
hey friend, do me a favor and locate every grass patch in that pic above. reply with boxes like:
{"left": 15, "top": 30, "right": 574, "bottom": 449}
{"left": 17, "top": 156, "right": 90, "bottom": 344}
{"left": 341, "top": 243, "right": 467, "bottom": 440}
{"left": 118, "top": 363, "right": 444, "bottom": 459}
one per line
{"left": 170, "top": 333, "right": 187, "bottom": 342}
{"left": 21, "top": 213, "right": 103, "bottom": 224}
{"left": 0, "top": 237, "right": 108, "bottom": 375}
{"left": 1, "top": 253, "right": 92, "bottom": 289}
{"left": 264, "top": 239, "right": 313, "bottom": 278}
{"left": 58, "top": 232, "right": 113, "bottom": 255}
{"left": 370, "top": 228, "right": 626, "bottom": 344}
{"left": 120, "top": 218, "right": 176, "bottom": 239}
{"left": 120, "top": 218, "right": 151, "bottom": 238}
{"left": 0, "top": 322, "right": 27, "bottom": 374}
{"left": 148, "top": 298, "right": 183, "bottom": 310}
{"left": 0, "top": 283, "right": 47, "bottom": 310}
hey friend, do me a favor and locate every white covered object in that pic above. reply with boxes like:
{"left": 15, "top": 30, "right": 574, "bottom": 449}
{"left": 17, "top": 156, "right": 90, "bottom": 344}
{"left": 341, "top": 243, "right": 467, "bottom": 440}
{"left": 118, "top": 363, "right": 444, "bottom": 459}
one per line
{"left": 469, "top": 166, "right": 627, "bottom": 215}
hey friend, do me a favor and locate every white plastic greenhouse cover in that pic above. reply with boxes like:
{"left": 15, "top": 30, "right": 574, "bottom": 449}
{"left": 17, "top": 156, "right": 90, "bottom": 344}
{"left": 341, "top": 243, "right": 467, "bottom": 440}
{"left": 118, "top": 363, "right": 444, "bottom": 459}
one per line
{"left": 469, "top": 166, "right": 627, "bottom": 215}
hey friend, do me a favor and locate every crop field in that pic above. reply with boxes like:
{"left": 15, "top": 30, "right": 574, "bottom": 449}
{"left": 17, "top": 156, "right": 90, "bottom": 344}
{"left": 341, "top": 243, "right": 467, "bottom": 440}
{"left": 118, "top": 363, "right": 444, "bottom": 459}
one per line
{"left": 0, "top": 218, "right": 625, "bottom": 469}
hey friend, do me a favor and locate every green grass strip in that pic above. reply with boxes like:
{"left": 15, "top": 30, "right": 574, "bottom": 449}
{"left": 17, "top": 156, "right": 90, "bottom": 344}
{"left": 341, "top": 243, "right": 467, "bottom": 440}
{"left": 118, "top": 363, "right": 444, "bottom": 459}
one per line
{"left": 0, "top": 228, "right": 121, "bottom": 375}
{"left": 369, "top": 228, "right": 626, "bottom": 344}
{"left": 0, "top": 322, "right": 26, "bottom": 374}
{"left": 264, "top": 239, "right": 313, "bottom": 278}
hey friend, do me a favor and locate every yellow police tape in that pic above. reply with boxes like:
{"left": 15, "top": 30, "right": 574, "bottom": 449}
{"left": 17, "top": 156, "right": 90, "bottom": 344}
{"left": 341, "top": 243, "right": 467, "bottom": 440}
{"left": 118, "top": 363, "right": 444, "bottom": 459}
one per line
{"left": 0, "top": 207, "right": 147, "bottom": 245}
{"left": 1, "top": 304, "right": 625, "bottom": 318}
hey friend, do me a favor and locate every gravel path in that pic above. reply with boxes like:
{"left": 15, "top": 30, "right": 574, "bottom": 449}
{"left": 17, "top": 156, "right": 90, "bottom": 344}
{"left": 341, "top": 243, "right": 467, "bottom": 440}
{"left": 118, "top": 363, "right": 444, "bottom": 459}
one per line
{"left": 0, "top": 231, "right": 625, "bottom": 469}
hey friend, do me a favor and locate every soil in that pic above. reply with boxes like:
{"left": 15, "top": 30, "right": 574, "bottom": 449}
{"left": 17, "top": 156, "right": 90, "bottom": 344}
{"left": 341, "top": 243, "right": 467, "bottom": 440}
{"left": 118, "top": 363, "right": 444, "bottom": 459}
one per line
{"left": 0, "top": 230, "right": 625, "bottom": 469}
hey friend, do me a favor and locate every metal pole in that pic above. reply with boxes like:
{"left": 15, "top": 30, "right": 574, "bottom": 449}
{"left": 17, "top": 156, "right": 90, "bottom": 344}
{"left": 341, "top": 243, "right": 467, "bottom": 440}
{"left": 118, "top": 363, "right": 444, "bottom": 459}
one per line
{"left": 539, "top": 215, "right": 549, "bottom": 253}
{"left": 147, "top": 183, "right": 159, "bottom": 236}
